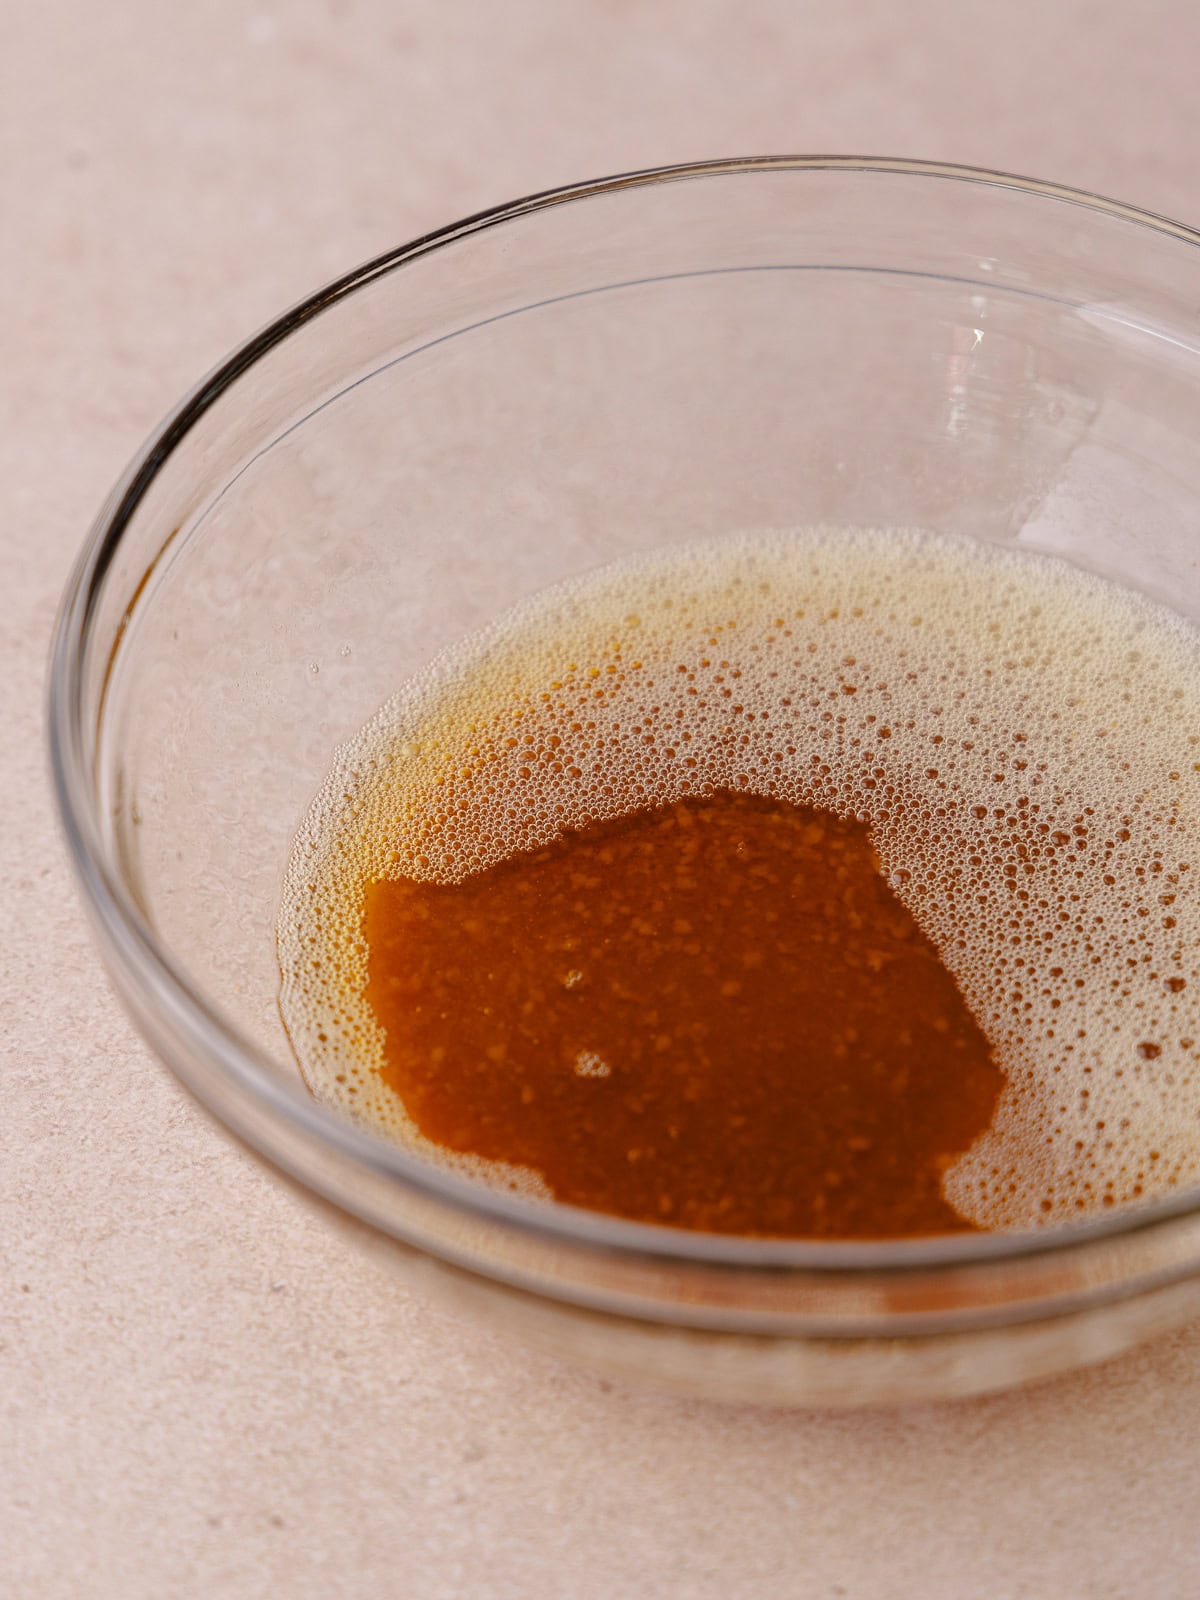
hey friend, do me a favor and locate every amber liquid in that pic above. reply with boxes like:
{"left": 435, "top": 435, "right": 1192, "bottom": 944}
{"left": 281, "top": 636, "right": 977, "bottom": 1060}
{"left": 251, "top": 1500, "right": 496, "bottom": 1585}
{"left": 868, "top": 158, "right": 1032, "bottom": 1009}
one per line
{"left": 280, "top": 530, "right": 1200, "bottom": 1237}
{"left": 363, "top": 792, "right": 1001, "bottom": 1237}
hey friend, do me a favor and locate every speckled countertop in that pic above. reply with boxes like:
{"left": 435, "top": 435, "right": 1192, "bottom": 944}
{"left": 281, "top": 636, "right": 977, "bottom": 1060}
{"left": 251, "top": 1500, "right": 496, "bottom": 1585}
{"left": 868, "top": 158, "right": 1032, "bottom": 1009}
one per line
{"left": 5, "top": 2, "right": 1200, "bottom": 1595}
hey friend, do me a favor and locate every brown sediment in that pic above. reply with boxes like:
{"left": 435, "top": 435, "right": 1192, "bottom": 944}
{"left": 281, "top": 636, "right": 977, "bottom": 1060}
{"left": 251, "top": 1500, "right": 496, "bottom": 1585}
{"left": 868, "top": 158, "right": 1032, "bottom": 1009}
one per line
{"left": 362, "top": 790, "right": 1003, "bottom": 1238}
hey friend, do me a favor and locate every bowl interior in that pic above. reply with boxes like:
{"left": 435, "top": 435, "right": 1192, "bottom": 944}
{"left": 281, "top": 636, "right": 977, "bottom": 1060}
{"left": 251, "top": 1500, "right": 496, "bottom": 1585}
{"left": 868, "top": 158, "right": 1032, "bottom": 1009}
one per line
{"left": 67, "top": 160, "right": 1200, "bottom": 1245}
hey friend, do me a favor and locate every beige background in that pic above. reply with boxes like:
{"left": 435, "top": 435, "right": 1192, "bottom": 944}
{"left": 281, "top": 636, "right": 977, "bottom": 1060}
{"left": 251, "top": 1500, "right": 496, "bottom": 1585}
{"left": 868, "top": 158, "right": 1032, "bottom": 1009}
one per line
{"left": 5, "top": 2, "right": 1200, "bottom": 1595}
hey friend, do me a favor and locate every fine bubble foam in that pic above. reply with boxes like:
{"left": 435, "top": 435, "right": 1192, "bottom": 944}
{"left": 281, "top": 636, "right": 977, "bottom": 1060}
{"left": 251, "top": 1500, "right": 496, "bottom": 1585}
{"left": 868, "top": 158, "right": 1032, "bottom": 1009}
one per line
{"left": 278, "top": 528, "right": 1200, "bottom": 1230}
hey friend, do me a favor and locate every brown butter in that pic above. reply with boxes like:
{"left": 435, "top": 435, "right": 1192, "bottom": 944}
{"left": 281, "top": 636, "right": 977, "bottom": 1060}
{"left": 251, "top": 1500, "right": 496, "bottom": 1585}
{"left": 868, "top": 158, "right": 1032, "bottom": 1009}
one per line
{"left": 363, "top": 790, "right": 1002, "bottom": 1237}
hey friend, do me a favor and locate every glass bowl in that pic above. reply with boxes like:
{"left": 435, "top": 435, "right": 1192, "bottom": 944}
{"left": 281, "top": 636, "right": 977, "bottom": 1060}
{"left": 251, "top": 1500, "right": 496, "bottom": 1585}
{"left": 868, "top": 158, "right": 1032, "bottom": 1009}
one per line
{"left": 49, "top": 157, "right": 1200, "bottom": 1406}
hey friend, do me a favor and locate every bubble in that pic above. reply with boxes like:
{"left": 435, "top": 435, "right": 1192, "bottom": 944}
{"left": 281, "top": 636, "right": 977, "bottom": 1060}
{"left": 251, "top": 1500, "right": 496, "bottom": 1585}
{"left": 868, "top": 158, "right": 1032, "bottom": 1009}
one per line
{"left": 573, "top": 1051, "right": 612, "bottom": 1079}
{"left": 278, "top": 527, "right": 1200, "bottom": 1229}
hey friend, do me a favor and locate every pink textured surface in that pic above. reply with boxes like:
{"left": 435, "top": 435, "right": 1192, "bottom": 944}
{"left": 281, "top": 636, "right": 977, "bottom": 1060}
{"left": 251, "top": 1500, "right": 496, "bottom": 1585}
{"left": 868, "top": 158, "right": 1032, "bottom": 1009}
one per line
{"left": 5, "top": 2, "right": 1200, "bottom": 1594}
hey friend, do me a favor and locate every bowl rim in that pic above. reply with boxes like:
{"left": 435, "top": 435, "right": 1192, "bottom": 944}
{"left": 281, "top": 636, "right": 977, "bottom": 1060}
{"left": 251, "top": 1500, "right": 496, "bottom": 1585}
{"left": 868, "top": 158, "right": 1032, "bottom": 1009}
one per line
{"left": 47, "top": 153, "right": 1200, "bottom": 1280}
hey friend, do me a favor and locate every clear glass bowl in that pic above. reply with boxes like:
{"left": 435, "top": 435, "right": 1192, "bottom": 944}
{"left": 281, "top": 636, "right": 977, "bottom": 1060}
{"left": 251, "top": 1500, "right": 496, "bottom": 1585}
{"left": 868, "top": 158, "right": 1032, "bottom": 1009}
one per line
{"left": 49, "top": 157, "right": 1200, "bottom": 1406}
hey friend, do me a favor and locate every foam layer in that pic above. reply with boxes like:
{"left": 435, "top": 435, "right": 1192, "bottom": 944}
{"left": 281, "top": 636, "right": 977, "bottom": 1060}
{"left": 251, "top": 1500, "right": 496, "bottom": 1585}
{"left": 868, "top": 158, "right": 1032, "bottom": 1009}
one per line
{"left": 278, "top": 528, "right": 1200, "bottom": 1230}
